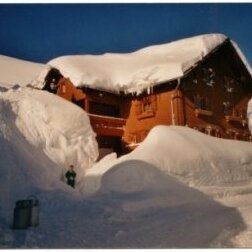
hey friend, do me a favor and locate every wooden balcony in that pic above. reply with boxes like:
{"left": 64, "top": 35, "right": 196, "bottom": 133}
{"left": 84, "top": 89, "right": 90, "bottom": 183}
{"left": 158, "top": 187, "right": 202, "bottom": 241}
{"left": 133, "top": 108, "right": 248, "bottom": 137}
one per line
{"left": 88, "top": 113, "right": 126, "bottom": 137}
{"left": 195, "top": 108, "right": 213, "bottom": 117}
{"left": 225, "top": 115, "right": 247, "bottom": 127}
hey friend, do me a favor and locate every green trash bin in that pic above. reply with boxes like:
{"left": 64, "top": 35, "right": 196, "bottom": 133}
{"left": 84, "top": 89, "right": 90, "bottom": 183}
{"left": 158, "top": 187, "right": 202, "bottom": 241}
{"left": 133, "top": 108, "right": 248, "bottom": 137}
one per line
{"left": 27, "top": 195, "right": 39, "bottom": 227}
{"left": 13, "top": 200, "right": 31, "bottom": 229}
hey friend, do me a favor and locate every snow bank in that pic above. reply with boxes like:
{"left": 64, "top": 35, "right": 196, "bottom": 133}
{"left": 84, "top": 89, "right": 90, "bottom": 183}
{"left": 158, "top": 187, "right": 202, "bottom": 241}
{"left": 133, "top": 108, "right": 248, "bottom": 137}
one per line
{"left": 33, "top": 34, "right": 227, "bottom": 94}
{"left": 92, "top": 160, "right": 243, "bottom": 249}
{"left": 129, "top": 126, "right": 252, "bottom": 187}
{"left": 3, "top": 87, "right": 98, "bottom": 179}
{"left": 247, "top": 98, "right": 252, "bottom": 134}
{"left": 0, "top": 55, "right": 44, "bottom": 88}
{"left": 0, "top": 87, "right": 98, "bottom": 211}
{"left": 0, "top": 88, "right": 247, "bottom": 248}
{"left": 83, "top": 125, "right": 252, "bottom": 196}
{"left": 78, "top": 129, "right": 247, "bottom": 248}
{"left": 98, "top": 159, "right": 210, "bottom": 205}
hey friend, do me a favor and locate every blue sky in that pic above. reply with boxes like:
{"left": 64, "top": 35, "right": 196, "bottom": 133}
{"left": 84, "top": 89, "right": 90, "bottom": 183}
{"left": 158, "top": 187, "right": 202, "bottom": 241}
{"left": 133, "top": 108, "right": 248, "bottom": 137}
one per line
{"left": 1, "top": 3, "right": 252, "bottom": 64}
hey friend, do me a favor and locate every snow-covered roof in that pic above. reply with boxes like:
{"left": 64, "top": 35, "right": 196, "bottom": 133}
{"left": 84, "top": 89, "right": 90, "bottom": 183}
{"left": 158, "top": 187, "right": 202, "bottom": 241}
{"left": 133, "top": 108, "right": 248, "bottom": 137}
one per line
{"left": 40, "top": 33, "right": 229, "bottom": 94}
{"left": 32, "top": 33, "right": 252, "bottom": 95}
{"left": 0, "top": 55, "right": 45, "bottom": 88}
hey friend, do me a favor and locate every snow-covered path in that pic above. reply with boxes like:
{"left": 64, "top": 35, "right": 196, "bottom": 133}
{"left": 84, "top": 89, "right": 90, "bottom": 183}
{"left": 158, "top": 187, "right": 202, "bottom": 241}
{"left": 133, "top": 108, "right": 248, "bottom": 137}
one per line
{"left": 0, "top": 162, "right": 246, "bottom": 248}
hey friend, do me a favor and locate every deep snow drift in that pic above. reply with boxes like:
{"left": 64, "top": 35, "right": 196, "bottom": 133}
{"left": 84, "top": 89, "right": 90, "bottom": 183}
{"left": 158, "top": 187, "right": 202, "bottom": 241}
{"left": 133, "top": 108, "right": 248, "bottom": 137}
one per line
{"left": 247, "top": 98, "right": 252, "bottom": 133}
{"left": 0, "top": 87, "right": 98, "bottom": 214}
{"left": 82, "top": 126, "right": 252, "bottom": 198}
{"left": 0, "top": 55, "right": 44, "bottom": 88}
{"left": 2, "top": 33, "right": 252, "bottom": 247}
{"left": 0, "top": 85, "right": 251, "bottom": 247}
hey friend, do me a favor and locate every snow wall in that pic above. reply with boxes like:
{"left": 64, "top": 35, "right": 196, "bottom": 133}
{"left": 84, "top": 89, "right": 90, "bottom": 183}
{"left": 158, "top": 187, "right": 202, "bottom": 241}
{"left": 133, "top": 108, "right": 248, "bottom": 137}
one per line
{"left": 82, "top": 125, "right": 252, "bottom": 197}
{"left": 0, "top": 87, "right": 98, "bottom": 212}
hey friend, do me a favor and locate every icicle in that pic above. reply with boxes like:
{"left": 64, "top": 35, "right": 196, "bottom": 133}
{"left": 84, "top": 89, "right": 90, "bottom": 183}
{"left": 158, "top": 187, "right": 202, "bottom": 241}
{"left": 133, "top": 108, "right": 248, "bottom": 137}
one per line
{"left": 176, "top": 78, "right": 181, "bottom": 89}
{"left": 148, "top": 82, "right": 154, "bottom": 94}
{"left": 147, "top": 86, "right": 150, "bottom": 95}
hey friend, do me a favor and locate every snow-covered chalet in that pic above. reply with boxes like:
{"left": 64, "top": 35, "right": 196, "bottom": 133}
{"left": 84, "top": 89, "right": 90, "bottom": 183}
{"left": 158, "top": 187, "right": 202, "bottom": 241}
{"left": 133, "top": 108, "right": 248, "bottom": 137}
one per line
{"left": 35, "top": 33, "right": 252, "bottom": 157}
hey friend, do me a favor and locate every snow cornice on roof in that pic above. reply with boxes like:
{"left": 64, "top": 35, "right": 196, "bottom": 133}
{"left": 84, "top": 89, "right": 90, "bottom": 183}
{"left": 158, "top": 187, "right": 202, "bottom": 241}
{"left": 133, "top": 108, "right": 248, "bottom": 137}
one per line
{"left": 34, "top": 33, "right": 252, "bottom": 95}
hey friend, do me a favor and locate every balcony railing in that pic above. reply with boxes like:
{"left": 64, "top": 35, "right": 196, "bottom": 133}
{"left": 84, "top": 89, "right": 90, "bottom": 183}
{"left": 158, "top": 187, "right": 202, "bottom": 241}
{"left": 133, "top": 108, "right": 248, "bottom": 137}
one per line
{"left": 194, "top": 108, "right": 213, "bottom": 117}
{"left": 88, "top": 113, "right": 126, "bottom": 137}
{"left": 225, "top": 115, "right": 247, "bottom": 127}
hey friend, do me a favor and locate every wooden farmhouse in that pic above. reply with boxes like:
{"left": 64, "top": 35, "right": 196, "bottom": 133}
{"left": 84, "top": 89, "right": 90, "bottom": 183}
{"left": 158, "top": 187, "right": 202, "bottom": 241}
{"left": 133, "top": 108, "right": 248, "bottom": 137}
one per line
{"left": 39, "top": 34, "right": 252, "bottom": 158}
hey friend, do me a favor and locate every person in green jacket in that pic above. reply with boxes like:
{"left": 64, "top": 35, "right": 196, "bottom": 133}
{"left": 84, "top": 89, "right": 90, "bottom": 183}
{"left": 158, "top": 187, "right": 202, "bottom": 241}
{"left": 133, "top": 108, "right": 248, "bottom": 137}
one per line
{"left": 65, "top": 165, "right": 76, "bottom": 188}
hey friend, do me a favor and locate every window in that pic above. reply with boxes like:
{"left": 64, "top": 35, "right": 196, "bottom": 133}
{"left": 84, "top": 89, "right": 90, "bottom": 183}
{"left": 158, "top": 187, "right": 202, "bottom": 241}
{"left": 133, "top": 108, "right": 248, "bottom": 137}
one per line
{"left": 142, "top": 96, "right": 154, "bottom": 112}
{"left": 202, "top": 67, "right": 215, "bottom": 87}
{"left": 135, "top": 95, "right": 157, "bottom": 119}
{"left": 89, "top": 102, "right": 120, "bottom": 117}
{"left": 223, "top": 101, "right": 231, "bottom": 116}
{"left": 194, "top": 94, "right": 211, "bottom": 111}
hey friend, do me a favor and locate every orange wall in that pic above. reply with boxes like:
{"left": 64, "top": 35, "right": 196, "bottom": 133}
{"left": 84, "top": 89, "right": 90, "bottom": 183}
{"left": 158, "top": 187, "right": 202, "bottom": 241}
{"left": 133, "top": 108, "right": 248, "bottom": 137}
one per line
{"left": 56, "top": 78, "right": 86, "bottom": 102}
{"left": 122, "top": 89, "right": 175, "bottom": 145}
{"left": 54, "top": 39, "right": 252, "bottom": 151}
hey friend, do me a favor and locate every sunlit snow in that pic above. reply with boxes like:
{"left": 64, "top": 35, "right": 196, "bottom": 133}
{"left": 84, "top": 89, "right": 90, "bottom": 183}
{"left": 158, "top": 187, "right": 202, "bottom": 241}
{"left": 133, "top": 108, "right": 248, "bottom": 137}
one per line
{"left": 1, "top": 34, "right": 252, "bottom": 248}
{"left": 32, "top": 34, "right": 228, "bottom": 94}
{"left": 1, "top": 86, "right": 252, "bottom": 247}
{"left": 0, "top": 55, "right": 44, "bottom": 88}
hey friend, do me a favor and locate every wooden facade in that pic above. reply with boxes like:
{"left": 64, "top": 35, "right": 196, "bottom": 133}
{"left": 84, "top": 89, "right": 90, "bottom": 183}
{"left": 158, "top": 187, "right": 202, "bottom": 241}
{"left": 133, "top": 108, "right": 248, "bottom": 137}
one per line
{"left": 121, "top": 39, "right": 252, "bottom": 152}
{"left": 43, "top": 38, "right": 252, "bottom": 157}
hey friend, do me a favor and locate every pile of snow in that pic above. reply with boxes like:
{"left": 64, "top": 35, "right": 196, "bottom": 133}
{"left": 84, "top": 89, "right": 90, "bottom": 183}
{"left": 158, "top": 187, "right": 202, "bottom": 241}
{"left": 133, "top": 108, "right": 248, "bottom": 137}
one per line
{"left": 0, "top": 87, "right": 98, "bottom": 213}
{"left": 129, "top": 126, "right": 252, "bottom": 187}
{"left": 93, "top": 160, "right": 243, "bottom": 248}
{"left": 0, "top": 55, "right": 45, "bottom": 88}
{"left": 77, "top": 125, "right": 252, "bottom": 247}
{"left": 82, "top": 126, "right": 252, "bottom": 197}
{"left": 33, "top": 34, "right": 227, "bottom": 94}
{"left": 247, "top": 98, "right": 252, "bottom": 134}
{"left": 0, "top": 92, "right": 249, "bottom": 247}
{"left": 2, "top": 37, "right": 252, "bottom": 246}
